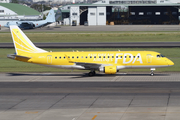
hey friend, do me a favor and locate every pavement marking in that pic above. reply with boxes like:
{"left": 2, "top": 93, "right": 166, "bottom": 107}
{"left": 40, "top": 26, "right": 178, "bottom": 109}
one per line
{"left": 87, "top": 112, "right": 180, "bottom": 114}
{"left": 25, "top": 111, "right": 39, "bottom": 114}
{"left": 92, "top": 115, "right": 97, "bottom": 120}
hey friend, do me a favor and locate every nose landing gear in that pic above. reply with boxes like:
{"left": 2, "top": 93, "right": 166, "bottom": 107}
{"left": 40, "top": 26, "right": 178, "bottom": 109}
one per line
{"left": 150, "top": 68, "right": 155, "bottom": 76}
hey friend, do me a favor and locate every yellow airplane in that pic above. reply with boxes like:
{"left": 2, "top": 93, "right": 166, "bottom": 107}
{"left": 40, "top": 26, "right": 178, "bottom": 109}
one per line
{"left": 8, "top": 25, "right": 174, "bottom": 76}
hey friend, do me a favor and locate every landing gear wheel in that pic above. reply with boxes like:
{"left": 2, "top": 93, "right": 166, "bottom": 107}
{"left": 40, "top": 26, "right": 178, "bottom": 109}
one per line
{"left": 150, "top": 71, "right": 154, "bottom": 76}
{"left": 88, "top": 72, "right": 93, "bottom": 76}
{"left": 92, "top": 71, "right": 96, "bottom": 75}
{"left": 88, "top": 71, "right": 96, "bottom": 76}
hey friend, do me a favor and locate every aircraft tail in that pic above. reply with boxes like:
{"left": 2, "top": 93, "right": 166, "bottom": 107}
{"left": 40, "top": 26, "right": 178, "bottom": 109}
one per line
{"left": 10, "top": 25, "right": 47, "bottom": 56}
{"left": 45, "top": 9, "right": 56, "bottom": 23}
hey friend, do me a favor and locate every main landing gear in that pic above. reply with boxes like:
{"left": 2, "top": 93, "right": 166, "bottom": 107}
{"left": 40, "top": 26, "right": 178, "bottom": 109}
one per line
{"left": 88, "top": 70, "right": 96, "bottom": 76}
{"left": 150, "top": 68, "right": 155, "bottom": 76}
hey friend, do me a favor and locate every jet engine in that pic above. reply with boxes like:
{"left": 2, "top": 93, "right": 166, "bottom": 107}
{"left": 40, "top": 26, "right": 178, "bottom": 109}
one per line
{"left": 99, "top": 66, "right": 117, "bottom": 74}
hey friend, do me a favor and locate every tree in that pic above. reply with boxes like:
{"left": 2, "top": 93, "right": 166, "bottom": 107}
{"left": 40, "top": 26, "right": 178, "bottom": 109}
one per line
{"left": 11, "top": 0, "right": 19, "bottom": 3}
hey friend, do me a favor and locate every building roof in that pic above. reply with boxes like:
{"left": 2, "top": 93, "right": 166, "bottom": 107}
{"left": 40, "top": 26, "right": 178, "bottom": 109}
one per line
{"left": 0, "top": 3, "right": 40, "bottom": 15}
{"left": 69, "top": 3, "right": 180, "bottom": 7}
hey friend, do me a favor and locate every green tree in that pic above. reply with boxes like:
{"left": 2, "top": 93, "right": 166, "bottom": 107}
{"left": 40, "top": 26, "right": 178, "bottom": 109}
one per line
{"left": 11, "top": 0, "right": 19, "bottom": 3}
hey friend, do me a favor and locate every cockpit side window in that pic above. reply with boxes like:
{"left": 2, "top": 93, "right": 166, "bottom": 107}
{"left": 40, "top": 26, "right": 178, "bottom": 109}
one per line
{"left": 157, "top": 55, "right": 160, "bottom": 58}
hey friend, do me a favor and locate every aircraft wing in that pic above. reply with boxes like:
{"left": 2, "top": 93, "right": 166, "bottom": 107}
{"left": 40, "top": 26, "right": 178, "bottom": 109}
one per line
{"left": 65, "top": 54, "right": 111, "bottom": 69}
{"left": 74, "top": 62, "right": 102, "bottom": 69}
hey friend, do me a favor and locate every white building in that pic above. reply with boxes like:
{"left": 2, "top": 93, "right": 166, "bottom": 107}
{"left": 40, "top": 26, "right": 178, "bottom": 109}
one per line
{"left": 0, "top": 0, "right": 9, "bottom": 3}
{"left": 60, "top": 0, "right": 180, "bottom": 26}
{"left": 0, "top": 3, "right": 41, "bottom": 26}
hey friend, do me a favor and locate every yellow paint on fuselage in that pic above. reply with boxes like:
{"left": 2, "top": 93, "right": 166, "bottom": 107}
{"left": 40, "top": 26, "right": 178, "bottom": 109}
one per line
{"left": 15, "top": 51, "right": 174, "bottom": 68}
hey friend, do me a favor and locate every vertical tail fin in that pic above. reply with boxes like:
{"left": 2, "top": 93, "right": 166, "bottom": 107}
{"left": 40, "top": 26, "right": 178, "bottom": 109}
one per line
{"left": 45, "top": 9, "right": 55, "bottom": 23}
{"left": 10, "top": 25, "right": 47, "bottom": 55}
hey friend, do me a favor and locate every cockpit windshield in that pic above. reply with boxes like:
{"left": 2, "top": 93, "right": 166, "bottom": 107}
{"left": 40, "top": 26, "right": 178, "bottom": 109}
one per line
{"left": 160, "top": 54, "right": 165, "bottom": 57}
{"left": 157, "top": 54, "right": 165, "bottom": 58}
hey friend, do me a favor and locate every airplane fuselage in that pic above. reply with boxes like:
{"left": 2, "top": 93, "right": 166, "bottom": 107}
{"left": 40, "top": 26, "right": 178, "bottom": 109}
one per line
{"left": 14, "top": 51, "right": 174, "bottom": 73}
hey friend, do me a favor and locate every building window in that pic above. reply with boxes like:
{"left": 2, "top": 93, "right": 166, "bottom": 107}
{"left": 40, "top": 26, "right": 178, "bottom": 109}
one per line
{"left": 163, "top": 12, "right": 168, "bottom": 15}
{"left": 0, "top": 10, "right": 4, "bottom": 13}
{"left": 130, "top": 12, "right": 135, "bottom": 15}
{"left": 139, "top": 12, "right": 144, "bottom": 15}
{"left": 147, "top": 12, "right": 152, "bottom": 15}
{"left": 99, "top": 13, "right": 104, "bottom": 15}
{"left": 155, "top": 12, "right": 160, "bottom": 15}
{"left": 90, "top": 13, "right": 95, "bottom": 16}
{"left": 72, "top": 13, "right": 77, "bottom": 15}
{"left": 172, "top": 12, "right": 177, "bottom": 15}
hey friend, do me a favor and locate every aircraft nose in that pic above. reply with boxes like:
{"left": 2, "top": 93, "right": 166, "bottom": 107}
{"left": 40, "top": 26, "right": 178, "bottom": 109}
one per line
{"left": 168, "top": 60, "right": 174, "bottom": 66}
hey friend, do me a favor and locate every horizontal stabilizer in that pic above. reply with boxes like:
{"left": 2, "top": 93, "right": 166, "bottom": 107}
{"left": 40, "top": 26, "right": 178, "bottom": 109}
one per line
{"left": 7, "top": 54, "right": 31, "bottom": 59}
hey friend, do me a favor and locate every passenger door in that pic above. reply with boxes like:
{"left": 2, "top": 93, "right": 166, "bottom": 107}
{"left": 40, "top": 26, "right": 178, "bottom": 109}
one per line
{"left": 146, "top": 54, "right": 152, "bottom": 63}
{"left": 47, "top": 55, "right": 52, "bottom": 64}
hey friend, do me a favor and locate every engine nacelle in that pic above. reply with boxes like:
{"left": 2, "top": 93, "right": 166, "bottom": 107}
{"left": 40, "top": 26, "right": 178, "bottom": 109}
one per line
{"left": 99, "top": 66, "right": 117, "bottom": 74}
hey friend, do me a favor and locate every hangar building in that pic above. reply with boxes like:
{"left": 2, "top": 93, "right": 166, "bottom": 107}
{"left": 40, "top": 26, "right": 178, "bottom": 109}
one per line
{"left": 59, "top": 0, "right": 180, "bottom": 25}
{"left": 0, "top": 3, "right": 41, "bottom": 26}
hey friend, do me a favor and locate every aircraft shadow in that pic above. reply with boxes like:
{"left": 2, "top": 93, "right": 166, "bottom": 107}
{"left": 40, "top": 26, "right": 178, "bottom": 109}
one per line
{"left": 7, "top": 73, "right": 170, "bottom": 78}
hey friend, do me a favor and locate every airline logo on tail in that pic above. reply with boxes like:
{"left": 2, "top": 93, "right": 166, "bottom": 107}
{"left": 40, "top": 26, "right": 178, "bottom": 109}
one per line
{"left": 10, "top": 25, "right": 47, "bottom": 55}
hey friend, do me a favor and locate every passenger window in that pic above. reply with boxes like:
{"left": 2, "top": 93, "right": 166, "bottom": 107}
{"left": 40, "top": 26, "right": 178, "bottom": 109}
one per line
{"left": 81, "top": 56, "right": 83, "bottom": 58}
{"left": 104, "top": 56, "right": 105, "bottom": 58}
{"left": 68, "top": 56, "right": 70, "bottom": 58}
{"left": 112, "top": 56, "right": 114, "bottom": 58}
{"left": 55, "top": 57, "right": 57, "bottom": 59}
{"left": 121, "top": 56, "right": 122, "bottom": 58}
{"left": 99, "top": 56, "right": 101, "bottom": 58}
{"left": 108, "top": 56, "right": 109, "bottom": 58}
{"left": 116, "top": 56, "right": 118, "bottom": 58}
{"left": 138, "top": 56, "right": 139, "bottom": 58}
{"left": 86, "top": 56, "right": 87, "bottom": 58}
{"left": 72, "top": 56, "right": 74, "bottom": 59}
{"left": 64, "top": 56, "right": 66, "bottom": 59}
{"left": 125, "top": 56, "right": 126, "bottom": 58}
{"left": 77, "top": 56, "right": 79, "bottom": 58}
{"left": 129, "top": 56, "right": 131, "bottom": 58}
{"left": 94, "top": 56, "right": 96, "bottom": 58}
{"left": 134, "top": 56, "right": 135, "bottom": 58}
{"left": 59, "top": 57, "right": 61, "bottom": 59}
{"left": 90, "top": 56, "right": 92, "bottom": 58}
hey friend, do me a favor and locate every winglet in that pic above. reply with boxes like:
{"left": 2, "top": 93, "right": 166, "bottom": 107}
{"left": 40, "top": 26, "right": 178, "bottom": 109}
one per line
{"left": 10, "top": 25, "right": 47, "bottom": 55}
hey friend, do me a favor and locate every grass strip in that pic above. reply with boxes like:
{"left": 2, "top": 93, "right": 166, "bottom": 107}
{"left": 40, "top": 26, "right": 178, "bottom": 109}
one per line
{"left": 1, "top": 32, "right": 180, "bottom": 43}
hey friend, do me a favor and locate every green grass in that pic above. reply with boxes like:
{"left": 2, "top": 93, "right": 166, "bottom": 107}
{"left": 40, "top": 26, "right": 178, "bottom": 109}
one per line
{"left": 0, "top": 48, "right": 179, "bottom": 73}
{"left": 1, "top": 32, "right": 180, "bottom": 43}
